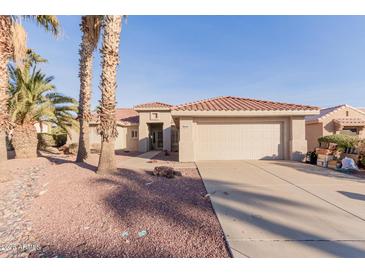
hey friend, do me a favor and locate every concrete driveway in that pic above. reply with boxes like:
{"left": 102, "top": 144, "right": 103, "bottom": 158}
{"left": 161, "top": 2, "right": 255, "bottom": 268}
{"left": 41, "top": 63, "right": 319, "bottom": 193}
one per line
{"left": 196, "top": 160, "right": 365, "bottom": 258}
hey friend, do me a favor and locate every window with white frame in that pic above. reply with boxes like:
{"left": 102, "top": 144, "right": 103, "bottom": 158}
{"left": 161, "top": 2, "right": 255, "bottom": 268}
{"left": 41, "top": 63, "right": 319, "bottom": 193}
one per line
{"left": 131, "top": 129, "right": 138, "bottom": 139}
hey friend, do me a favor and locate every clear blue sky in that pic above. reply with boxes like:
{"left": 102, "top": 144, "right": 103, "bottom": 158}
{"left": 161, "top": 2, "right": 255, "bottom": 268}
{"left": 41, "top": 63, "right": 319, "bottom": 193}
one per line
{"left": 24, "top": 16, "right": 365, "bottom": 109}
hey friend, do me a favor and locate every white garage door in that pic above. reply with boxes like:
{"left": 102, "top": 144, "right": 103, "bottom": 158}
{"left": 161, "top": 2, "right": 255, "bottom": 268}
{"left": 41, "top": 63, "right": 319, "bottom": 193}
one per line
{"left": 195, "top": 122, "right": 284, "bottom": 160}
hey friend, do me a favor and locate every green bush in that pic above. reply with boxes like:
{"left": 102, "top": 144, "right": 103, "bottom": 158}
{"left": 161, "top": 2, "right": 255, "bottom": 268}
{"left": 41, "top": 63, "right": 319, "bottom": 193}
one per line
{"left": 38, "top": 133, "right": 55, "bottom": 148}
{"left": 54, "top": 134, "right": 67, "bottom": 147}
{"left": 37, "top": 133, "right": 67, "bottom": 148}
{"left": 318, "top": 134, "right": 359, "bottom": 149}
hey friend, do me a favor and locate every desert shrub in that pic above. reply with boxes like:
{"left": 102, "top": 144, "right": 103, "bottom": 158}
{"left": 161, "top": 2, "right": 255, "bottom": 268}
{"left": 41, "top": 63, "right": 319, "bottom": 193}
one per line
{"left": 38, "top": 133, "right": 56, "bottom": 148}
{"left": 54, "top": 134, "right": 67, "bottom": 147}
{"left": 68, "top": 143, "right": 78, "bottom": 154}
{"left": 318, "top": 134, "right": 359, "bottom": 149}
{"left": 37, "top": 133, "right": 67, "bottom": 148}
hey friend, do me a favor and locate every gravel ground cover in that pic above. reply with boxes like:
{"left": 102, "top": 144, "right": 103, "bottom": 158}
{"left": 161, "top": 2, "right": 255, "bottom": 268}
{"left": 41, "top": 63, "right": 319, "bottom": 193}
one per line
{"left": 0, "top": 152, "right": 230, "bottom": 258}
{"left": 0, "top": 157, "right": 50, "bottom": 257}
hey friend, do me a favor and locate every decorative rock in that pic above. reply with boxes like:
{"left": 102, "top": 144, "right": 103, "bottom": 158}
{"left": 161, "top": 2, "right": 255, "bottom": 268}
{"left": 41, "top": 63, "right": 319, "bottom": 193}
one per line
{"left": 152, "top": 166, "right": 182, "bottom": 178}
{"left": 153, "top": 166, "right": 175, "bottom": 178}
{"left": 38, "top": 190, "right": 47, "bottom": 196}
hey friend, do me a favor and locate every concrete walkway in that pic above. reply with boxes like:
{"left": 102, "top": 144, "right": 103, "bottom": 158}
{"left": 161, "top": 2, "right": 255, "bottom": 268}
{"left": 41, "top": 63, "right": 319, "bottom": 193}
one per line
{"left": 197, "top": 160, "right": 365, "bottom": 258}
{"left": 121, "top": 150, "right": 161, "bottom": 170}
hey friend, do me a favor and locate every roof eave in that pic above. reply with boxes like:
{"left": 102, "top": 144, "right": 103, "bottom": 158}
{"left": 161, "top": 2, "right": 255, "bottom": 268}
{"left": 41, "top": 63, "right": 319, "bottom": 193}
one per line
{"left": 89, "top": 121, "right": 139, "bottom": 126}
{"left": 119, "top": 122, "right": 139, "bottom": 126}
{"left": 171, "top": 109, "right": 320, "bottom": 117}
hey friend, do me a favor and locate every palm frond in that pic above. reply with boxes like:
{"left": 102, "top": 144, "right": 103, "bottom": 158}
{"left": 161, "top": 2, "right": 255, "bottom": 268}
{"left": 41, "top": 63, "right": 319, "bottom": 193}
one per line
{"left": 23, "top": 15, "right": 60, "bottom": 36}
{"left": 7, "top": 51, "right": 77, "bottom": 131}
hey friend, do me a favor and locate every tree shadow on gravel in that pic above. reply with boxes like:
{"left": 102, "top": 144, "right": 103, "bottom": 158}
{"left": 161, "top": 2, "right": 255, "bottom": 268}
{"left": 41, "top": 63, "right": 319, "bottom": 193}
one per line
{"left": 40, "top": 154, "right": 97, "bottom": 172}
{"left": 92, "top": 168, "right": 230, "bottom": 257}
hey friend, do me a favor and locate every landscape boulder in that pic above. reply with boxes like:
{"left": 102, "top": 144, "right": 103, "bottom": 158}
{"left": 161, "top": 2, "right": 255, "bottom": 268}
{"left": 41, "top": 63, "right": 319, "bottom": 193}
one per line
{"left": 59, "top": 143, "right": 78, "bottom": 155}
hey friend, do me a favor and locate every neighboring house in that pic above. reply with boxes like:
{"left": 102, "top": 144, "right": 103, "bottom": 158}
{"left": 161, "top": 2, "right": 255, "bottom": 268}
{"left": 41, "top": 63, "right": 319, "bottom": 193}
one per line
{"left": 305, "top": 104, "right": 365, "bottom": 151}
{"left": 69, "top": 96, "right": 319, "bottom": 162}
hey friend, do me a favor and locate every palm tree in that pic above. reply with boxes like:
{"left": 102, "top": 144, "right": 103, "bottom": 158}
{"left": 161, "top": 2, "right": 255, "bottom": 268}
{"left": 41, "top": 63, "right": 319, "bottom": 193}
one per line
{"left": 8, "top": 52, "right": 77, "bottom": 158}
{"left": 96, "top": 15, "right": 123, "bottom": 175}
{"left": 76, "top": 16, "right": 102, "bottom": 163}
{"left": 0, "top": 15, "right": 59, "bottom": 161}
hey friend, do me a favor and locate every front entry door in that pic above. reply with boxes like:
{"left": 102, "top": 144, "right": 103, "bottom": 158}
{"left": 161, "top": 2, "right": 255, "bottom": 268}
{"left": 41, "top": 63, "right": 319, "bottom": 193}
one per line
{"left": 151, "top": 130, "right": 163, "bottom": 150}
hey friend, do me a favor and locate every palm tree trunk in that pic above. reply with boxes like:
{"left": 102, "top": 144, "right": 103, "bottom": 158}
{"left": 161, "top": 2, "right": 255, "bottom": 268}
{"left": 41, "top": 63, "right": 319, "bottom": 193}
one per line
{"left": 96, "top": 16, "right": 122, "bottom": 175}
{"left": 12, "top": 124, "right": 38, "bottom": 159}
{"left": 76, "top": 118, "right": 90, "bottom": 162}
{"left": 0, "top": 16, "right": 13, "bottom": 161}
{"left": 76, "top": 17, "right": 94, "bottom": 163}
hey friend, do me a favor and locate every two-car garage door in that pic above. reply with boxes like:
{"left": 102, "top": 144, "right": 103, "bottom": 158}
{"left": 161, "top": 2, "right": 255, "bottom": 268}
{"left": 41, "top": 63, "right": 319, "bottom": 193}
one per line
{"left": 195, "top": 122, "right": 284, "bottom": 160}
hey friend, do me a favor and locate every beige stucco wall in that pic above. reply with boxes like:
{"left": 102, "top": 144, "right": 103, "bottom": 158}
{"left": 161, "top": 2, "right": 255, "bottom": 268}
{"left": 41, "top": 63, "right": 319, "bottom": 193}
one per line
{"left": 178, "top": 117, "right": 196, "bottom": 162}
{"left": 124, "top": 126, "right": 139, "bottom": 151}
{"left": 137, "top": 110, "right": 174, "bottom": 152}
{"left": 89, "top": 125, "right": 101, "bottom": 148}
{"left": 69, "top": 124, "right": 139, "bottom": 151}
{"left": 66, "top": 126, "right": 79, "bottom": 145}
{"left": 289, "top": 116, "right": 307, "bottom": 160}
{"left": 305, "top": 122, "right": 323, "bottom": 151}
{"left": 177, "top": 115, "right": 307, "bottom": 162}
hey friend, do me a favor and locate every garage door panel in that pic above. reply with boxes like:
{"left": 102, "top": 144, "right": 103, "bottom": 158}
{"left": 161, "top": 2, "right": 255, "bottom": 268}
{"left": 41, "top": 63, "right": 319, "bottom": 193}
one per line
{"left": 195, "top": 122, "right": 283, "bottom": 160}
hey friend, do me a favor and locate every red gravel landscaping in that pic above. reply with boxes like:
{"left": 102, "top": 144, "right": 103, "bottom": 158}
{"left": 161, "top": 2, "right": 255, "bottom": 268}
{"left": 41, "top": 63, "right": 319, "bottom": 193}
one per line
{"left": 13, "top": 154, "right": 230, "bottom": 258}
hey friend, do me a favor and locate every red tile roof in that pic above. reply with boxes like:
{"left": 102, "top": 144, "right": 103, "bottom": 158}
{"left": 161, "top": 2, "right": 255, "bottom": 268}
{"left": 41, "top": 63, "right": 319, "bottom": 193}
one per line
{"left": 134, "top": 102, "right": 172, "bottom": 109}
{"left": 115, "top": 108, "right": 139, "bottom": 125}
{"left": 333, "top": 117, "right": 365, "bottom": 126}
{"left": 91, "top": 108, "right": 139, "bottom": 125}
{"left": 173, "top": 96, "right": 319, "bottom": 111}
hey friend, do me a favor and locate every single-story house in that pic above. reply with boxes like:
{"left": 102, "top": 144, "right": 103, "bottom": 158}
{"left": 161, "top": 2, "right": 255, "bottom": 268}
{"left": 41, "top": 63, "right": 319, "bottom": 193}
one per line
{"left": 305, "top": 104, "right": 365, "bottom": 151}
{"left": 69, "top": 96, "right": 319, "bottom": 162}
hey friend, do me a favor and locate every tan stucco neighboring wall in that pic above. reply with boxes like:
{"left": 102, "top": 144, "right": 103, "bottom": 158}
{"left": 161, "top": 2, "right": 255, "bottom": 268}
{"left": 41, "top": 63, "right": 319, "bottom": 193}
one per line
{"left": 177, "top": 115, "right": 307, "bottom": 162}
{"left": 321, "top": 106, "right": 365, "bottom": 136}
{"left": 305, "top": 122, "right": 323, "bottom": 151}
{"left": 137, "top": 110, "right": 174, "bottom": 152}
